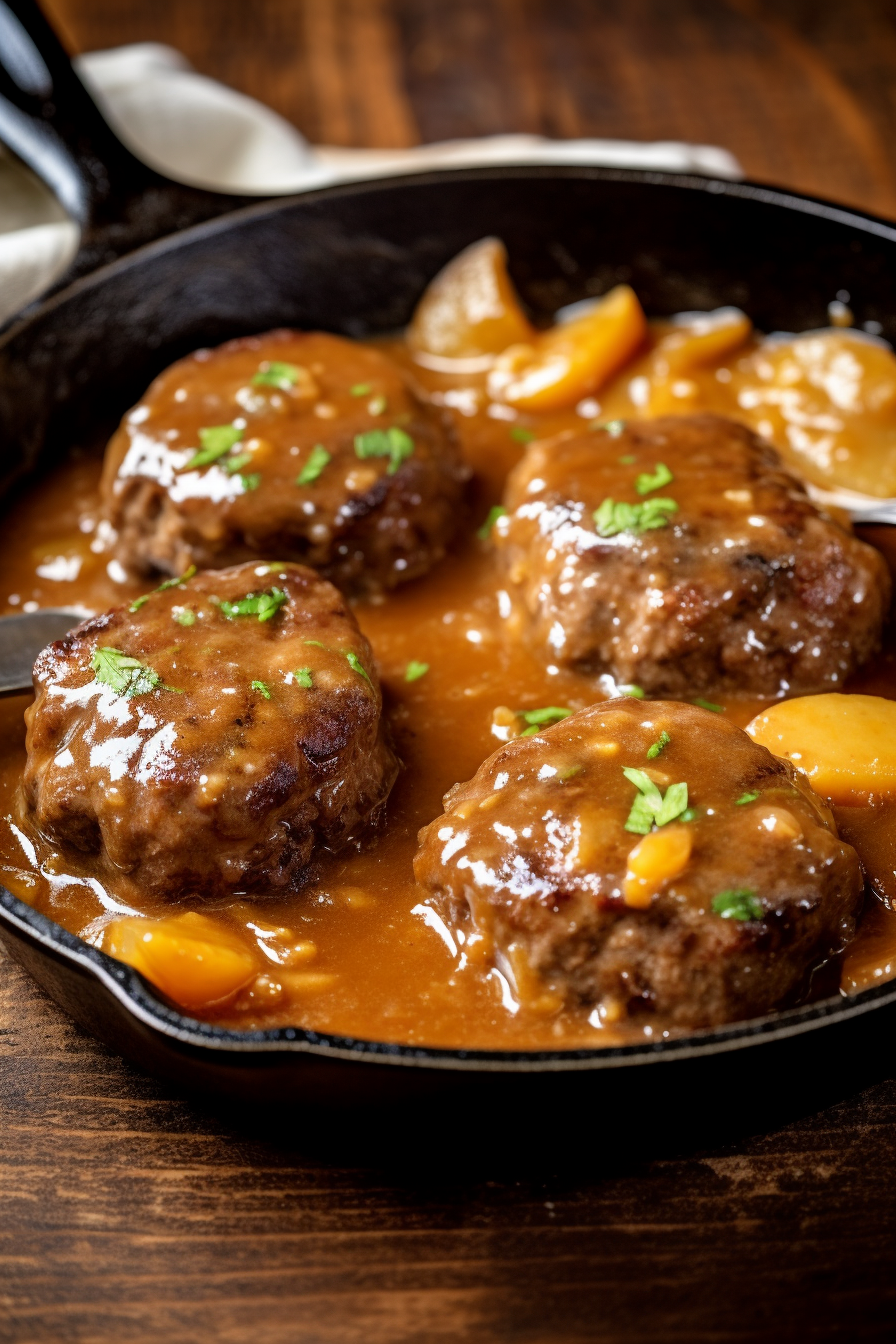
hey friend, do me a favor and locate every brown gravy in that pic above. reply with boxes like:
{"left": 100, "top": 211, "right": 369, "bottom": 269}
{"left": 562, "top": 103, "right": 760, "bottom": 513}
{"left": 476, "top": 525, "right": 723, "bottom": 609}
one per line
{"left": 2, "top": 328, "right": 896, "bottom": 1048}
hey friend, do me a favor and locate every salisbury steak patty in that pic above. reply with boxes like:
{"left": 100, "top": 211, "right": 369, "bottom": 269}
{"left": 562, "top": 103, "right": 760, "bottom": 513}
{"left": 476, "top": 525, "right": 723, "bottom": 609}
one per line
{"left": 23, "top": 562, "right": 398, "bottom": 902}
{"left": 101, "top": 330, "right": 469, "bottom": 595}
{"left": 414, "top": 699, "right": 862, "bottom": 1028}
{"left": 497, "top": 414, "right": 889, "bottom": 695}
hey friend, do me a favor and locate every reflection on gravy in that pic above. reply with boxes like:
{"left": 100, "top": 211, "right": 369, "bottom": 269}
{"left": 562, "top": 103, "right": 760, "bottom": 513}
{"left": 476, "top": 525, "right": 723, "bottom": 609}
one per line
{"left": 1, "top": 314, "right": 896, "bottom": 1049}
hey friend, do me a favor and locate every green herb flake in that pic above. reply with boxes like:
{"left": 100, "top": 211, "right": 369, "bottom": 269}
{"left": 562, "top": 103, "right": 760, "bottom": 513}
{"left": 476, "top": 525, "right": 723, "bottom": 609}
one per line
{"left": 593, "top": 496, "right": 678, "bottom": 537}
{"left": 129, "top": 564, "right": 197, "bottom": 613}
{"left": 518, "top": 706, "right": 571, "bottom": 736}
{"left": 680, "top": 807, "right": 699, "bottom": 823}
{"left": 296, "top": 444, "right": 331, "bottom": 486}
{"left": 91, "top": 647, "right": 179, "bottom": 698}
{"left": 354, "top": 426, "right": 415, "bottom": 475}
{"left": 592, "top": 419, "right": 626, "bottom": 437}
{"left": 622, "top": 766, "right": 689, "bottom": 834}
{"left": 618, "top": 454, "right": 636, "bottom": 465}
{"left": 636, "top": 462, "right": 674, "bottom": 496}
{"left": 186, "top": 424, "right": 243, "bottom": 469}
{"left": 350, "top": 383, "right": 372, "bottom": 397}
{"left": 304, "top": 640, "right": 326, "bottom": 649}
{"left": 558, "top": 764, "right": 584, "bottom": 782}
{"left": 252, "top": 361, "right": 300, "bottom": 390}
{"left": 736, "top": 790, "right": 760, "bottom": 806}
{"left": 174, "top": 609, "right": 196, "bottom": 627}
{"left": 405, "top": 660, "right": 429, "bottom": 682}
{"left": 694, "top": 698, "right": 724, "bottom": 713}
{"left": 218, "top": 587, "right": 288, "bottom": 623}
{"left": 510, "top": 427, "right": 536, "bottom": 443}
{"left": 477, "top": 505, "right": 508, "bottom": 540}
{"left": 345, "top": 650, "right": 372, "bottom": 685}
{"left": 712, "top": 889, "right": 764, "bottom": 921}
{"left": 621, "top": 684, "right": 645, "bottom": 699}
{"left": 647, "top": 730, "right": 671, "bottom": 760}
{"left": 238, "top": 472, "right": 261, "bottom": 492}
{"left": 251, "top": 679, "right": 272, "bottom": 699}
{"left": 293, "top": 667, "right": 313, "bottom": 688}
{"left": 222, "top": 452, "right": 253, "bottom": 476}
{"left": 368, "top": 394, "right": 387, "bottom": 416}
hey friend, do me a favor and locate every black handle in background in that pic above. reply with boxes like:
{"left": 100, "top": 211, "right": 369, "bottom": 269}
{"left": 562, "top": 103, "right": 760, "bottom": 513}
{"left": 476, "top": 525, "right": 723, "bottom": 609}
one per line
{"left": 0, "top": 0, "right": 262, "bottom": 287}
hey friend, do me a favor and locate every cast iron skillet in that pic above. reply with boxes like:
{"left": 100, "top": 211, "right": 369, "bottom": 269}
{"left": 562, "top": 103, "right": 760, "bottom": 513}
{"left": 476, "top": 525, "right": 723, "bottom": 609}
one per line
{"left": 2, "top": 0, "right": 896, "bottom": 1107}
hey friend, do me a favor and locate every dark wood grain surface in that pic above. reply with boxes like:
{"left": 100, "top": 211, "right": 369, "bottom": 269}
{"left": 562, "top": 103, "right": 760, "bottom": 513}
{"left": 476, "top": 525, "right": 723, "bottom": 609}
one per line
{"left": 6, "top": 3, "right": 896, "bottom": 1340}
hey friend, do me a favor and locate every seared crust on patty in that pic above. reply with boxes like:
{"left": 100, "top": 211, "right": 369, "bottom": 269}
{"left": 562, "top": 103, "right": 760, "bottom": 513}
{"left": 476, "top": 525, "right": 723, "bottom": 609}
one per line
{"left": 414, "top": 698, "right": 863, "bottom": 1028}
{"left": 497, "top": 414, "right": 890, "bottom": 696}
{"left": 102, "top": 330, "right": 470, "bottom": 596}
{"left": 24, "top": 562, "right": 399, "bottom": 903}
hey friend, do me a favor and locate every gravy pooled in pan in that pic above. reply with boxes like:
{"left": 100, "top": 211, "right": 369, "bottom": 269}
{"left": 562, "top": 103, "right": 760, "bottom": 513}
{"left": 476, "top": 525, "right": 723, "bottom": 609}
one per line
{"left": 102, "top": 331, "right": 469, "bottom": 596}
{"left": 3, "top": 236, "right": 896, "bottom": 1048}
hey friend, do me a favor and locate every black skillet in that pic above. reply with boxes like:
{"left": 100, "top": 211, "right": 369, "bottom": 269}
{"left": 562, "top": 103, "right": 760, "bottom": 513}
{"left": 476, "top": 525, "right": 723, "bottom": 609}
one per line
{"left": 2, "top": 0, "right": 896, "bottom": 1113}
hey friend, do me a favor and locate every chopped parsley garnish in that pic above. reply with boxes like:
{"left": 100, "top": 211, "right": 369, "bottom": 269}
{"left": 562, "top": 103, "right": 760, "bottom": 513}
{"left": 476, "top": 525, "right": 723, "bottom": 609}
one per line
{"left": 623, "top": 767, "right": 689, "bottom": 834}
{"left": 238, "top": 472, "right": 261, "bottom": 492}
{"left": 680, "top": 807, "right": 699, "bottom": 823}
{"left": 251, "top": 679, "right": 272, "bottom": 699}
{"left": 618, "top": 454, "right": 636, "bottom": 465}
{"left": 218, "top": 587, "right": 288, "bottom": 622}
{"left": 368, "top": 394, "right": 387, "bottom": 416}
{"left": 350, "top": 383, "right": 372, "bottom": 397}
{"left": 174, "top": 609, "right": 196, "bottom": 627}
{"left": 712, "top": 889, "right": 764, "bottom": 921}
{"left": 129, "top": 564, "right": 197, "bottom": 613}
{"left": 345, "top": 651, "right": 372, "bottom": 684}
{"left": 621, "top": 684, "right": 645, "bottom": 699}
{"left": 405, "top": 660, "right": 429, "bottom": 682}
{"left": 636, "top": 462, "right": 674, "bottom": 495}
{"left": 354, "top": 427, "right": 415, "bottom": 475}
{"left": 510, "top": 426, "right": 536, "bottom": 443}
{"left": 694, "top": 698, "right": 723, "bottom": 713}
{"left": 593, "top": 497, "right": 678, "bottom": 537}
{"left": 477, "top": 505, "right": 507, "bottom": 540}
{"left": 736, "top": 790, "right": 760, "bottom": 805}
{"left": 186, "top": 424, "right": 243, "bottom": 469}
{"left": 91, "top": 647, "right": 179, "bottom": 698}
{"left": 222, "top": 452, "right": 253, "bottom": 476}
{"left": 294, "top": 667, "right": 313, "bottom": 688}
{"left": 252, "top": 361, "right": 300, "bottom": 390}
{"left": 296, "top": 444, "right": 331, "bottom": 486}
{"left": 558, "top": 763, "right": 583, "bottom": 781}
{"left": 518, "top": 706, "right": 571, "bottom": 736}
{"left": 647, "top": 730, "right": 671, "bottom": 760}
{"left": 594, "top": 419, "right": 626, "bottom": 437}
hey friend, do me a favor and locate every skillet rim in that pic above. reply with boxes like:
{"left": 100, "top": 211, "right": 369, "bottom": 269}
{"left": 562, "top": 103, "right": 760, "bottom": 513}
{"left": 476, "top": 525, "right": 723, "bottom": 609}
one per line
{"left": 2, "top": 161, "right": 895, "bottom": 1074}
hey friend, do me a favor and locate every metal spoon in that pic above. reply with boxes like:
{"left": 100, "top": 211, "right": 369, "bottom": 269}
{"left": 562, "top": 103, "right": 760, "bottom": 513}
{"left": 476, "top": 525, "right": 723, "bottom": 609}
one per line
{"left": 0, "top": 609, "right": 85, "bottom": 696}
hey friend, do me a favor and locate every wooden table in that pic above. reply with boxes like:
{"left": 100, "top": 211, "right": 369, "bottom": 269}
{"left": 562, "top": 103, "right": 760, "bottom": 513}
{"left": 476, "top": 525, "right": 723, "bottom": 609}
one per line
{"left": 5, "top": 3, "right": 896, "bottom": 1339}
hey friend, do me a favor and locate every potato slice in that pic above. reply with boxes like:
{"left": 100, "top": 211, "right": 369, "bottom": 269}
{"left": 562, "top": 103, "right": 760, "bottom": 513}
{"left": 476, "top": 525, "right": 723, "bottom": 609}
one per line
{"left": 102, "top": 911, "right": 258, "bottom": 1009}
{"left": 623, "top": 824, "right": 692, "bottom": 908}
{"left": 407, "top": 237, "right": 535, "bottom": 360}
{"left": 655, "top": 308, "right": 752, "bottom": 374}
{"left": 488, "top": 284, "right": 647, "bottom": 411}
{"left": 746, "top": 693, "right": 896, "bottom": 804}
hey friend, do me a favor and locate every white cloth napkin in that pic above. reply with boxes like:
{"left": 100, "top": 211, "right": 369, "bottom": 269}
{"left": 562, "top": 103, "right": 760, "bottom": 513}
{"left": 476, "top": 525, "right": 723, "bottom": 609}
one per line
{"left": 0, "top": 41, "right": 743, "bottom": 325}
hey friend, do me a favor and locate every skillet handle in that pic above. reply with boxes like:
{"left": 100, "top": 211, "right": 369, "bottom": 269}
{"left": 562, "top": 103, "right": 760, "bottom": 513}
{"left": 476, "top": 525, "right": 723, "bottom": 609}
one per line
{"left": 0, "top": 0, "right": 259, "bottom": 282}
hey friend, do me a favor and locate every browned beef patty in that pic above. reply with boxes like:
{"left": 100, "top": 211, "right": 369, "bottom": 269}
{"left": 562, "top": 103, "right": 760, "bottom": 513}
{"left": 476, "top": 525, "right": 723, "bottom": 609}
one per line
{"left": 101, "top": 330, "right": 469, "bottom": 596}
{"left": 23, "top": 562, "right": 398, "bottom": 903}
{"left": 413, "top": 698, "right": 863, "bottom": 1029}
{"left": 497, "top": 414, "right": 889, "bottom": 696}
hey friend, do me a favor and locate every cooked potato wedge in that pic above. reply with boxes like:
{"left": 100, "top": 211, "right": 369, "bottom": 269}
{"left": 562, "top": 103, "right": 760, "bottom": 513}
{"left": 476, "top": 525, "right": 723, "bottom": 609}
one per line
{"left": 102, "top": 911, "right": 258, "bottom": 1009}
{"left": 407, "top": 236, "right": 535, "bottom": 361}
{"left": 746, "top": 693, "right": 896, "bottom": 803}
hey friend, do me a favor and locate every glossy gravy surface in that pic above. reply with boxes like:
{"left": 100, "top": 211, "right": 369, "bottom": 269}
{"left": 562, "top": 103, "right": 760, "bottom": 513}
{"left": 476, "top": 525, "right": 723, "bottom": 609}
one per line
{"left": 1, "top": 325, "right": 895, "bottom": 1048}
